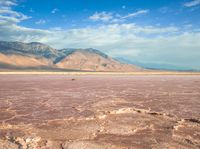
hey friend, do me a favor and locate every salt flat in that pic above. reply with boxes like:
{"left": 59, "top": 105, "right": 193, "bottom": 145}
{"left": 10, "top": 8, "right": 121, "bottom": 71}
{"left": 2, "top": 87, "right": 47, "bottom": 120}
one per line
{"left": 0, "top": 75, "right": 200, "bottom": 148}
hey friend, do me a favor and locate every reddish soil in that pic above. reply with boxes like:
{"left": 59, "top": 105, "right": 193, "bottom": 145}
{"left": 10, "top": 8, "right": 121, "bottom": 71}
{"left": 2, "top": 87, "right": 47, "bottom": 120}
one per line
{"left": 0, "top": 75, "right": 200, "bottom": 148}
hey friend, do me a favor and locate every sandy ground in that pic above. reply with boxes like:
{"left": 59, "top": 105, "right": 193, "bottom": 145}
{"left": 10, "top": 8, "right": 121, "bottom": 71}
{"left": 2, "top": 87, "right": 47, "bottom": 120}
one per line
{"left": 0, "top": 71, "right": 200, "bottom": 75}
{"left": 0, "top": 75, "right": 200, "bottom": 149}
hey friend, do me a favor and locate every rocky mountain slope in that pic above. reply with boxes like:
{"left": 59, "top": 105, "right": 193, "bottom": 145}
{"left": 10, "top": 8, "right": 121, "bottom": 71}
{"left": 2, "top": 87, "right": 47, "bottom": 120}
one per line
{"left": 0, "top": 41, "right": 141, "bottom": 71}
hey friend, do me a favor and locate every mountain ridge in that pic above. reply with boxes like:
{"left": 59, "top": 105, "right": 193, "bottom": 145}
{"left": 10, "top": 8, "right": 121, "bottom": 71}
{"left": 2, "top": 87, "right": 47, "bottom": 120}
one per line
{"left": 0, "top": 41, "right": 141, "bottom": 72}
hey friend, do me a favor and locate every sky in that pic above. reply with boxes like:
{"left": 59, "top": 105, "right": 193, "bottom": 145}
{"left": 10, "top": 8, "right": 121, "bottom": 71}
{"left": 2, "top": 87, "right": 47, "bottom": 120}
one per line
{"left": 0, "top": 0, "right": 200, "bottom": 70}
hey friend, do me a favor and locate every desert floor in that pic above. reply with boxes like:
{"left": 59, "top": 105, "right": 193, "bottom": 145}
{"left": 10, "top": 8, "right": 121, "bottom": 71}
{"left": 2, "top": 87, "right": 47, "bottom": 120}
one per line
{"left": 0, "top": 74, "right": 200, "bottom": 149}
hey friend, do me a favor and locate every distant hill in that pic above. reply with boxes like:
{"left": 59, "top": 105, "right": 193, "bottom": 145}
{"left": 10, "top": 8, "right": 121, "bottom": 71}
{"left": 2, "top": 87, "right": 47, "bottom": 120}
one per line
{"left": 0, "top": 41, "right": 141, "bottom": 72}
{"left": 116, "top": 57, "right": 199, "bottom": 72}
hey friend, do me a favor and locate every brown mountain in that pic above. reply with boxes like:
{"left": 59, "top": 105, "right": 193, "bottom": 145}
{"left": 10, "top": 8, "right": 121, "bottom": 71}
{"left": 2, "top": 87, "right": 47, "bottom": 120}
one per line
{"left": 0, "top": 41, "right": 141, "bottom": 71}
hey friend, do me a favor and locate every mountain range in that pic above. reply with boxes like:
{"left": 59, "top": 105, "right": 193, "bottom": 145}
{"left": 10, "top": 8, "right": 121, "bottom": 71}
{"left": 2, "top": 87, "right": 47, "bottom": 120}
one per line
{"left": 0, "top": 41, "right": 141, "bottom": 72}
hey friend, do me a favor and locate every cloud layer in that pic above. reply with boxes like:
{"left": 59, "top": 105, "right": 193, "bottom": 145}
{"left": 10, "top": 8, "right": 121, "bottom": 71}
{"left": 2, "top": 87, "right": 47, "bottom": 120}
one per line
{"left": 0, "top": 0, "right": 30, "bottom": 24}
{"left": 89, "top": 11, "right": 113, "bottom": 22}
{"left": 89, "top": 10, "right": 149, "bottom": 23}
{"left": 184, "top": 0, "right": 200, "bottom": 7}
{"left": 121, "top": 10, "right": 149, "bottom": 19}
{"left": 0, "top": 0, "right": 200, "bottom": 69}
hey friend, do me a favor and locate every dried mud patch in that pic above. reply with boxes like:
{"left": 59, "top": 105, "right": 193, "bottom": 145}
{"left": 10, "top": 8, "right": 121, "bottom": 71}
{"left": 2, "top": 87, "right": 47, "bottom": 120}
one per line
{"left": 0, "top": 75, "right": 200, "bottom": 148}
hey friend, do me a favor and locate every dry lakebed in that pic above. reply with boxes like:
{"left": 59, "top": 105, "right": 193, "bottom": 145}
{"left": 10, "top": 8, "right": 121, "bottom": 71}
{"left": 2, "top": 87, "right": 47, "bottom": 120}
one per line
{"left": 0, "top": 74, "right": 200, "bottom": 149}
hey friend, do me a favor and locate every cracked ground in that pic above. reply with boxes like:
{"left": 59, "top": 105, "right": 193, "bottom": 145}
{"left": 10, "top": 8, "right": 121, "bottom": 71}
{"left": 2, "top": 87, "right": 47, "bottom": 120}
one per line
{"left": 0, "top": 75, "right": 200, "bottom": 149}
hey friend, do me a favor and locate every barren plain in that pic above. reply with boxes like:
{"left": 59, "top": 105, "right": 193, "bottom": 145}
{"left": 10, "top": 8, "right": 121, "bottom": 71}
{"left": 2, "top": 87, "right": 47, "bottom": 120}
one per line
{"left": 0, "top": 75, "right": 200, "bottom": 149}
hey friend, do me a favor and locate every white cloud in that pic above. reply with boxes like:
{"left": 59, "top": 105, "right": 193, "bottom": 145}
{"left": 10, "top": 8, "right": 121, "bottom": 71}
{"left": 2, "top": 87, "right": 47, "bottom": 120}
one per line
{"left": 35, "top": 19, "right": 46, "bottom": 25}
{"left": 184, "top": 24, "right": 193, "bottom": 29}
{"left": 0, "top": 0, "right": 30, "bottom": 24}
{"left": 89, "top": 11, "right": 113, "bottom": 22}
{"left": 51, "top": 8, "right": 59, "bottom": 14}
{"left": 121, "top": 10, "right": 149, "bottom": 19}
{"left": 0, "top": 0, "right": 16, "bottom": 6}
{"left": 89, "top": 10, "right": 149, "bottom": 23}
{"left": 184, "top": 0, "right": 200, "bottom": 7}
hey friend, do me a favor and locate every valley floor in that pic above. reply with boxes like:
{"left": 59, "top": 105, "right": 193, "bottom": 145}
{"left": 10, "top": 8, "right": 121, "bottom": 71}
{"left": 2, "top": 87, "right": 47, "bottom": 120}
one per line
{"left": 0, "top": 71, "right": 200, "bottom": 75}
{"left": 0, "top": 75, "right": 200, "bottom": 149}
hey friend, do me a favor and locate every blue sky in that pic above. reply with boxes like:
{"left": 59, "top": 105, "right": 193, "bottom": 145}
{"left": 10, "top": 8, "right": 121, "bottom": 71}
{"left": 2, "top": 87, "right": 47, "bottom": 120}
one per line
{"left": 0, "top": 0, "right": 200, "bottom": 69}
{"left": 16, "top": 0, "right": 200, "bottom": 29}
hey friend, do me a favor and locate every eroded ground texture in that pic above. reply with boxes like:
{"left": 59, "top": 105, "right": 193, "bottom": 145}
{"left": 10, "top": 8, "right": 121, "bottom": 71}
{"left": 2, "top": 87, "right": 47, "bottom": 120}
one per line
{"left": 0, "top": 75, "right": 200, "bottom": 149}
